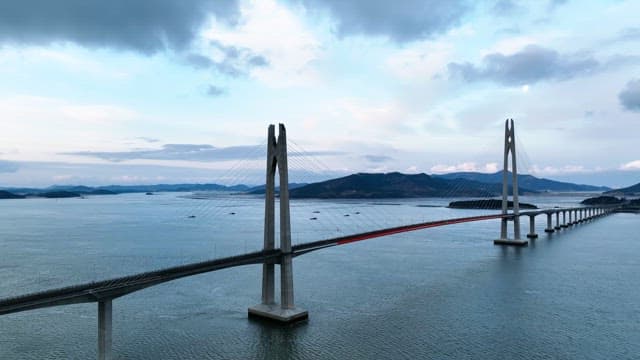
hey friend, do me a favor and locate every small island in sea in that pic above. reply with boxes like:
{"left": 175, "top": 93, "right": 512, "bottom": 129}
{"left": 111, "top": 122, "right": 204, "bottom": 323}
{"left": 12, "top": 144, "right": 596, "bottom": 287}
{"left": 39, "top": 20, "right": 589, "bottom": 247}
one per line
{"left": 581, "top": 195, "right": 640, "bottom": 212}
{"left": 448, "top": 199, "right": 537, "bottom": 209}
{"left": 34, "top": 191, "right": 82, "bottom": 198}
{"left": 0, "top": 190, "right": 26, "bottom": 199}
{"left": 580, "top": 196, "right": 625, "bottom": 205}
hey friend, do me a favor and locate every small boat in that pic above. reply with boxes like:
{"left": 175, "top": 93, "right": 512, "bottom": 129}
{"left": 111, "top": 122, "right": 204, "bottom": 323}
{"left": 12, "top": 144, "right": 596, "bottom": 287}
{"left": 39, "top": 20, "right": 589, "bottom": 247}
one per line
{"left": 309, "top": 217, "right": 317, "bottom": 220}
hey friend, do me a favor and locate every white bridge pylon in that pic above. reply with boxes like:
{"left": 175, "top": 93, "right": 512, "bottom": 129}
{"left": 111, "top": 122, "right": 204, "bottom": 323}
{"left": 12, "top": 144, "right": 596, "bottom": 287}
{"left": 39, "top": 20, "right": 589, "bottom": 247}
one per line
{"left": 494, "top": 119, "right": 528, "bottom": 247}
{"left": 248, "top": 123, "right": 309, "bottom": 323}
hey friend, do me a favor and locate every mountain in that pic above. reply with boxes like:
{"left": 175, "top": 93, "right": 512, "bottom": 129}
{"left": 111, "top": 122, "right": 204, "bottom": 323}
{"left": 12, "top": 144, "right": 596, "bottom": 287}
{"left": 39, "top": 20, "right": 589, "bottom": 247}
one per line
{"left": 97, "top": 183, "right": 250, "bottom": 193}
{"left": 1, "top": 183, "right": 251, "bottom": 195}
{"left": 247, "top": 183, "right": 308, "bottom": 194}
{"left": 36, "top": 191, "right": 82, "bottom": 198}
{"left": 605, "top": 182, "right": 640, "bottom": 196}
{"left": 288, "top": 172, "right": 530, "bottom": 199}
{"left": 0, "top": 190, "right": 26, "bottom": 199}
{"left": 435, "top": 171, "right": 610, "bottom": 192}
{"left": 580, "top": 196, "right": 625, "bottom": 205}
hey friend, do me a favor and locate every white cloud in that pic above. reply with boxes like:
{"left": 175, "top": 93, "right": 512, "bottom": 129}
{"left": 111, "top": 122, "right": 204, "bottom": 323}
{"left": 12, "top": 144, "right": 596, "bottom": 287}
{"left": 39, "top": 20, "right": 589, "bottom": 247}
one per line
{"left": 202, "top": 0, "right": 322, "bottom": 87}
{"left": 530, "top": 164, "right": 590, "bottom": 175}
{"left": 0, "top": 95, "right": 139, "bottom": 160}
{"left": 338, "top": 98, "right": 409, "bottom": 126}
{"left": 0, "top": 95, "right": 136, "bottom": 125}
{"left": 430, "top": 162, "right": 498, "bottom": 174}
{"left": 0, "top": 47, "right": 130, "bottom": 79}
{"left": 386, "top": 41, "right": 454, "bottom": 79}
{"left": 61, "top": 104, "right": 137, "bottom": 124}
{"left": 620, "top": 160, "right": 640, "bottom": 170}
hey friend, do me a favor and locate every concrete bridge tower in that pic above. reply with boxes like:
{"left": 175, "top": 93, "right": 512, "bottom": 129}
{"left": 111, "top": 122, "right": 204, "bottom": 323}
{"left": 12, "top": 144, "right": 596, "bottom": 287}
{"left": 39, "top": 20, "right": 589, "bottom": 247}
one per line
{"left": 494, "top": 119, "right": 528, "bottom": 246}
{"left": 248, "top": 124, "right": 308, "bottom": 322}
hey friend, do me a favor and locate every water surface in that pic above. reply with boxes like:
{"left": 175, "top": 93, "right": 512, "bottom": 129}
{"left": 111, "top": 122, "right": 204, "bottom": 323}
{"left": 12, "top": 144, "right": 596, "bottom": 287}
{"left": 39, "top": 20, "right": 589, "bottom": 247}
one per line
{"left": 0, "top": 193, "right": 638, "bottom": 359}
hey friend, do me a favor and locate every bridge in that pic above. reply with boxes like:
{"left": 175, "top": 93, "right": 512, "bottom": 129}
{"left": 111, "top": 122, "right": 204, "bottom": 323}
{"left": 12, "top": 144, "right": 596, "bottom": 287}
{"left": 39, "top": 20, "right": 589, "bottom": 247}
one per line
{"left": 0, "top": 121, "right": 621, "bottom": 359}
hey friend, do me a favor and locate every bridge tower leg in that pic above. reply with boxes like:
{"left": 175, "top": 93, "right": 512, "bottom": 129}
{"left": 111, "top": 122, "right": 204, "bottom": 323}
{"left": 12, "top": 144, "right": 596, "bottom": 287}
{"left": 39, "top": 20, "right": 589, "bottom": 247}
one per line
{"left": 249, "top": 124, "right": 308, "bottom": 323}
{"left": 98, "top": 299, "right": 112, "bottom": 360}
{"left": 494, "top": 119, "right": 527, "bottom": 246}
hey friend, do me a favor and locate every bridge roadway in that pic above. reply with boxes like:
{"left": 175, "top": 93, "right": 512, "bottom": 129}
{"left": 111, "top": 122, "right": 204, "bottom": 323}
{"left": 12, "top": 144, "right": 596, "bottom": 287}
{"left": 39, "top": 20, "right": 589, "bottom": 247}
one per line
{"left": 0, "top": 206, "right": 612, "bottom": 316}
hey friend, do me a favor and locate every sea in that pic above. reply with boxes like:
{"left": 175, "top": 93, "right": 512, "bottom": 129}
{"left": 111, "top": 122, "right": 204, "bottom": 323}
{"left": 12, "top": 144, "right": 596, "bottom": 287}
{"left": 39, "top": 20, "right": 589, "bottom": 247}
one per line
{"left": 0, "top": 192, "right": 638, "bottom": 359}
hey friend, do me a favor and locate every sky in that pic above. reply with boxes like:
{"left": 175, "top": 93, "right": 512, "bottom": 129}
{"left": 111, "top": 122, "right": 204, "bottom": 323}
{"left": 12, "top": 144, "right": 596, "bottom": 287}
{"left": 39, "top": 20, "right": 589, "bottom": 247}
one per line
{"left": 0, "top": 0, "right": 639, "bottom": 188}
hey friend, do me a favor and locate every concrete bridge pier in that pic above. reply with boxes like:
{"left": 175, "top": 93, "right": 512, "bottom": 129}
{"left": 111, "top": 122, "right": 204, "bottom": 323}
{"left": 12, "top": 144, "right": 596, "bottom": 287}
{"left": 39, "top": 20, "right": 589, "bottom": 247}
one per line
{"left": 494, "top": 119, "right": 527, "bottom": 246}
{"left": 249, "top": 124, "right": 308, "bottom": 323}
{"left": 98, "top": 299, "right": 112, "bottom": 360}
{"left": 544, "top": 213, "right": 554, "bottom": 233}
{"left": 568, "top": 210, "right": 574, "bottom": 226}
{"left": 527, "top": 215, "right": 538, "bottom": 239}
{"left": 561, "top": 211, "right": 568, "bottom": 228}
{"left": 555, "top": 212, "right": 561, "bottom": 230}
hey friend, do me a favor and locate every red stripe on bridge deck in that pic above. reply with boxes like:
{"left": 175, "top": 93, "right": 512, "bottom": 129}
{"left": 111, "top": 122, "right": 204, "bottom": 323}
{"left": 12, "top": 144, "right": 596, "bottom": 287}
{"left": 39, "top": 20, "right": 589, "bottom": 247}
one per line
{"left": 336, "top": 213, "right": 505, "bottom": 246}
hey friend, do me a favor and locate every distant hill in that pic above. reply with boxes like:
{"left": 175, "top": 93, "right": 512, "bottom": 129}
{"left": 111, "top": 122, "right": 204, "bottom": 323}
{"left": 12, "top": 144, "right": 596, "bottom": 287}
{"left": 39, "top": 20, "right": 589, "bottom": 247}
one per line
{"left": 97, "top": 183, "right": 250, "bottom": 194}
{"left": 435, "top": 171, "right": 610, "bottom": 192}
{"left": 0, "top": 190, "right": 25, "bottom": 199}
{"left": 1, "top": 183, "right": 250, "bottom": 195}
{"left": 288, "top": 172, "right": 531, "bottom": 199}
{"left": 580, "top": 196, "right": 625, "bottom": 205}
{"left": 605, "top": 182, "right": 640, "bottom": 196}
{"left": 247, "top": 183, "right": 308, "bottom": 194}
{"left": 36, "top": 191, "right": 82, "bottom": 198}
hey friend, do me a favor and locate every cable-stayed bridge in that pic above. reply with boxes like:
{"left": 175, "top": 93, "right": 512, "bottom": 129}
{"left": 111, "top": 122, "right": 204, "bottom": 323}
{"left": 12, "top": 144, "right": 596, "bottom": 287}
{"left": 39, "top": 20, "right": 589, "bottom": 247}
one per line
{"left": 0, "top": 121, "right": 622, "bottom": 360}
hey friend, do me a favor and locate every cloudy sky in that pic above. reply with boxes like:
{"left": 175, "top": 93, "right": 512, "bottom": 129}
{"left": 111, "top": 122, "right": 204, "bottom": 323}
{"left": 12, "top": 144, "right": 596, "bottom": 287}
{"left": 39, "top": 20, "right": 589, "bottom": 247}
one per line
{"left": 0, "top": 0, "right": 639, "bottom": 188}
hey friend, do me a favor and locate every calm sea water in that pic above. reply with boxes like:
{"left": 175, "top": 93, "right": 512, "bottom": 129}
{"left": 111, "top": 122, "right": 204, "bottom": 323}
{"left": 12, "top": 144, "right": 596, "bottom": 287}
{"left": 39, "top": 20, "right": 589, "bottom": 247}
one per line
{"left": 0, "top": 193, "right": 638, "bottom": 359}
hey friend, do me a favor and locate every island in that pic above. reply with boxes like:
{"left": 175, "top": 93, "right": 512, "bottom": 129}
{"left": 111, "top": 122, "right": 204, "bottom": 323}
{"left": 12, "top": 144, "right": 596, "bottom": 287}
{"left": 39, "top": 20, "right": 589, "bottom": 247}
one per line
{"left": 604, "top": 181, "right": 640, "bottom": 196}
{"left": 288, "top": 172, "right": 516, "bottom": 199}
{"left": 580, "top": 195, "right": 640, "bottom": 212}
{"left": 0, "top": 190, "right": 26, "bottom": 199}
{"left": 36, "top": 191, "right": 82, "bottom": 198}
{"left": 580, "top": 196, "right": 625, "bottom": 205}
{"left": 448, "top": 199, "right": 537, "bottom": 209}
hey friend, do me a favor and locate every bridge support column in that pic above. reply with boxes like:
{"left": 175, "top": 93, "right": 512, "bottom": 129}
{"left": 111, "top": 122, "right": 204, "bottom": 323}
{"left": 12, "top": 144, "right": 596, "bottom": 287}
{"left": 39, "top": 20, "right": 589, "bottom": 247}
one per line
{"left": 555, "top": 212, "right": 561, "bottom": 230}
{"left": 544, "top": 213, "right": 554, "bottom": 233}
{"left": 98, "top": 299, "right": 112, "bottom": 360}
{"left": 527, "top": 215, "right": 538, "bottom": 239}
{"left": 494, "top": 119, "right": 527, "bottom": 246}
{"left": 561, "top": 211, "right": 568, "bottom": 228}
{"left": 568, "top": 210, "right": 573, "bottom": 226}
{"left": 249, "top": 124, "right": 308, "bottom": 323}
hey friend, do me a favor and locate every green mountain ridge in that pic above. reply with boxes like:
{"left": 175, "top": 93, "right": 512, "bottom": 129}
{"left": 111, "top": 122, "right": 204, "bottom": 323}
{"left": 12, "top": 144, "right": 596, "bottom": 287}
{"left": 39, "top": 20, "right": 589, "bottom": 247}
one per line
{"left": 289, "top": 172, "right": 530, "bottom": 199}
{"left": 434, "top": 171, "right": 610, "bottom": 192}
